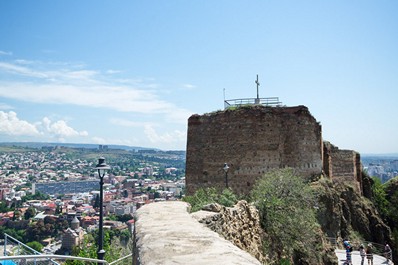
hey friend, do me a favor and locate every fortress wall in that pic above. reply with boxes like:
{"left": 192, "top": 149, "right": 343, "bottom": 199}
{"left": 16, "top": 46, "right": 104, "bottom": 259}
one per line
{"left": 186, "top": 105, "right": 323, "bottom": 195}
{"left": 323, "top": 142, "right": 362, "bottom": 193}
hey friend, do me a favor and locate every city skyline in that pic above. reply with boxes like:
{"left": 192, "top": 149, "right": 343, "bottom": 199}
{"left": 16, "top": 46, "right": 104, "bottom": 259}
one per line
{"left": 0, "top": 1, "right": 397, "bottom": 153}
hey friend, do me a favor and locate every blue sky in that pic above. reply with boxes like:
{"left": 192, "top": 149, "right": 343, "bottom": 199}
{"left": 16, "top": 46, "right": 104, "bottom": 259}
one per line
{"left": 0, "top": 1, "right": 397, "bottom": 153}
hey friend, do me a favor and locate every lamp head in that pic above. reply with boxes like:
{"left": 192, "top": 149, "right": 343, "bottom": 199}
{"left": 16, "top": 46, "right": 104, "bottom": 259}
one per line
{"left": 223, "top": 163, "right": 229, "bottom": 172}
{"left": 95, "top": 157, "right": 110, "bottom": 177}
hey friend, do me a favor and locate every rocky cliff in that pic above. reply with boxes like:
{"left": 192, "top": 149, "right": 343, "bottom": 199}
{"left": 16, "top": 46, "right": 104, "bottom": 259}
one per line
{"left": 192, "top": 200, "right": 337, "bottom": 264}
{"left": 189, "top": 175, "right": 393, "bottom": 264}
{"left": 313, "top": 177, "right": 392, "bottom": 246}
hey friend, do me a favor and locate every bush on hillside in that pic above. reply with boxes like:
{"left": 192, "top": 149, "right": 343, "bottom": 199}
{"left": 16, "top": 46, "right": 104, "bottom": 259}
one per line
{"left": 250, "top": 168, "right": 322, "bottom": 263}
{"left": 183, "top": 187, "right": 237, "bottom": 212}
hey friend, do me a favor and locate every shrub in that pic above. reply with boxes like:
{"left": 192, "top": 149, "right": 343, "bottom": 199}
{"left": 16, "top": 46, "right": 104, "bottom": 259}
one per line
{"left": 183, "top": 187, "right": 237, "bottom": 212}
{"left": 250, "top": 168, "right": 320, "bottom": 262}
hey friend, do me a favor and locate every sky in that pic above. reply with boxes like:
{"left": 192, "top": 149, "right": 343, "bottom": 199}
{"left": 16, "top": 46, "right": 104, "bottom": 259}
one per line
{"left": 0, "top": 1, "right": 397, "bottom": 153}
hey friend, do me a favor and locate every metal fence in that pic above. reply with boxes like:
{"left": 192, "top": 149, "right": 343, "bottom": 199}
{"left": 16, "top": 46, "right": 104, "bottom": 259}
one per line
{"left": 2, "top": 234, "right": 133, "bottom": 265}
{"left": 224, "top": 97, "right": 282, "bottom": 109}
{"left": 0, "top": 254, "right": 133, "bottom": 265}
{"left": 327, "top": 237, "right": 393, "bottom": 264}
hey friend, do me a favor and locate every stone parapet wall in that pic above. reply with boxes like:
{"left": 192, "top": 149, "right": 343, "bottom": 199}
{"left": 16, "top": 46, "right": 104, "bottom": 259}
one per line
{"left": 133, "top": 201, "right": 262, "bottom": 265}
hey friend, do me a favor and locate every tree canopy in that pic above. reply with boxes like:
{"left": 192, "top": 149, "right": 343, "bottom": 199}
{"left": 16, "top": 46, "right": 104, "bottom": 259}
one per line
{"left": 250, "top": 168, "right": 321, "bottom": 263}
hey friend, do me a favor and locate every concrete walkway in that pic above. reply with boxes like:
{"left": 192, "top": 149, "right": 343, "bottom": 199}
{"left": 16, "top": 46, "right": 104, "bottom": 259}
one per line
{"left": 335, "top": 249, "right": 393, "bottom": 265}
{"left": 135, "top": 201, "right": 262, "bottom": 265}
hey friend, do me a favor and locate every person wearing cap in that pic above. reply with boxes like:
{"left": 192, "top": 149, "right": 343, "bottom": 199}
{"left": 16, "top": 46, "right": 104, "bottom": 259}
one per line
{"left": 366, "top": 243, "right": 373, "bottom": 265}
{"left": 343, "top": 240, "right": 352, "bottom": 264}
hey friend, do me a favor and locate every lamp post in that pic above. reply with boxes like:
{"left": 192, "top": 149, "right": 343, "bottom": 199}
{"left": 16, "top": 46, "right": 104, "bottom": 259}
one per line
{"left": 95, "top": 157, "right": 110, "bottom": 262}
{"left": 223, "top": 163, "right": 229, "bottom": 189}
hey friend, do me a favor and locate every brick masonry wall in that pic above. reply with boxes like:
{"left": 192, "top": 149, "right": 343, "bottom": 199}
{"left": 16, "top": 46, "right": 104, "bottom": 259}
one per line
{"left": 186, "top": 105, "right": 323, "bottom": 195}
{"left": 323, "top": 141, "right": 362, "bottom": 193}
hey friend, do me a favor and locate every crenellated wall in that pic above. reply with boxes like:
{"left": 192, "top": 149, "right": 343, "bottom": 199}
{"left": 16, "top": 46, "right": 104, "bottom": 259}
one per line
{"left": 186, "top": 105, "right": 362, "bottom": 195}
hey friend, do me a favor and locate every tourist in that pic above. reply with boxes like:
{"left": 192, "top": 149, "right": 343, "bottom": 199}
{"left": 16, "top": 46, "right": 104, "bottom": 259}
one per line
{"left": 366, "top": 243, "right": 373, "bottom": 265}
{"left": 384, "top": 243, "right": 392, "bottom": 262}
{"left": 343, "top": 240, "right": 352, "bottom": 264}
{"left": 359, "top": 244, "right": 366, "bottom": 265}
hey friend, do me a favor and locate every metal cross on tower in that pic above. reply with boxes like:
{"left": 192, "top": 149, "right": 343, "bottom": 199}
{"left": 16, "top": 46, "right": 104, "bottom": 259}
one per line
{"left": 255, "top": 74, "right": 260, "bottom": 103}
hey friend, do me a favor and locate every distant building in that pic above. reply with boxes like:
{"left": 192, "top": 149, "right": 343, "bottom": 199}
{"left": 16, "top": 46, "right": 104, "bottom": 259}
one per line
{"left": 61, "top": 217, "right": 84, "bottom": 251}
{"left": 33, "top": 180, "right": 99, "bottom": 195}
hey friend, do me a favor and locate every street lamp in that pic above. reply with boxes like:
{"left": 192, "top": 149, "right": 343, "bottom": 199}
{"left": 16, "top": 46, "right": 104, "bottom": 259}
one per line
{"left": 223, "top": 163, "right": 229, "bottom": 189}
{"left": 95, "top": 157, "right": 110, "bottom": 261}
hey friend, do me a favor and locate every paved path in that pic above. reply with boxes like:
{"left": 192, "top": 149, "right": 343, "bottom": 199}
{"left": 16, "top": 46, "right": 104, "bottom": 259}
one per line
{"left": 135, "top": 201, "right": 262, "bottom": 265}
{"left": 335, "top": 249, "right": 393, "bottom": 265}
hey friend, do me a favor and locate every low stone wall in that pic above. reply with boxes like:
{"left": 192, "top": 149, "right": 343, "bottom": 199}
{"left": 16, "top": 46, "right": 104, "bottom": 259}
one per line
{"left": 133, "top": 201, "right": 262, "bottom": 265}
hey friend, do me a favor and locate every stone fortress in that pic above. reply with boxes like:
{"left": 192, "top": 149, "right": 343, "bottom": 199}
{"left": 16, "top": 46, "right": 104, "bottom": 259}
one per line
{"left": 185, "top": 77, "right": 363, "bottom": 195}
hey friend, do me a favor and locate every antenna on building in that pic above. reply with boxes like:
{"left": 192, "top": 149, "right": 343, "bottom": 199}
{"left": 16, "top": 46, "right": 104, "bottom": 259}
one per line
{"left": 255, "top": 74, "right": 260, "bottom": 104}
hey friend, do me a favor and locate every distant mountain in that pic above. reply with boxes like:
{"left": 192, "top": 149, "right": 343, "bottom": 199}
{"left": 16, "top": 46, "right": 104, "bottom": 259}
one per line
{"left": 0, "top": 142, "right": 163, "bottom": 151}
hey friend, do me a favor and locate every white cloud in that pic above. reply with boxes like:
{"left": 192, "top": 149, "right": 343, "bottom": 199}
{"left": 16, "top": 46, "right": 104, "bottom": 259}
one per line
{"left": 91, "top": 136, "right": 107, "bottom": 144}
{"left": 144, "top": 124, "right": 186, "bottom": 146}
{"left": 0, "top": 103, "right": 14, "bottom": 110}
{"left": 106, "top": 69, "right": 121, "bottom": 74}
{"left": 41, "top": 117, "right": 88, "bottom": 138}
{"left": 109, "top": 118, "right": 149, "bottom": 127}
{"left": 0, "top": 111, "right": 39, "bottom": 136}
{"left": 181, "top": 84, "right": 196, "bottom": 90}
{"left": 0, "top": 60, "right": 193, "bottom": 124}
{"left": 0, "top": 111, "right": 88, "bottom": 140}
{"left": 0, "top": 51, "right": 12, "bottom": 56}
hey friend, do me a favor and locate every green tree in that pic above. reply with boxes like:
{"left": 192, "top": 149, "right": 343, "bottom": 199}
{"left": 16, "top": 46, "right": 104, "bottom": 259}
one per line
{"left": 24, "top": 207, "right": 36, "bottom": 220}
{"left": 371, "top": 176, "right": 389, "bottom": 217}
{"left": 116, "top": 214, "right": 133, "bottom": 223}
{"left": 26, "top": 241, "right": 43, "bottom": 252}
{"left": 0, "top": 201, "right": 11, "bottom": 213}
{"left": 250, "top": 168, "right": 320, "bottom": 263}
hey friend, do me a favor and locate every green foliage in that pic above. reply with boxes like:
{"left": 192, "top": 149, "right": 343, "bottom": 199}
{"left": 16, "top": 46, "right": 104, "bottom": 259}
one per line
{"left": 371, "top": 177, "right": 389, "bottom": 217}
{"left": 218, "top": 188, "right": 238, "bottom": 207}
{"left": 183, "top": 187, "right": 238, "bottom": 212}
{"left": 24, "top": 207, "right": 36, "bottom": 220}
{"left": 26, "top": 241, "right": 43, "bottom": 252}
{"left": 66, "top": 229, "right": 130, "bottom": 265}
{"left": 21, "top": 192, "right": 50, "bottom": 202}
{"left": 0, "top": 225, "right": 25, "bottom": 242}
{"left": 116, "top": 214, "right": 134, "bottom": 223}
{"left": 0, "top": 201, "right": 12, "bottom": 213}
{"left": 250, "top": 168, "right": 320, "bottom": 262}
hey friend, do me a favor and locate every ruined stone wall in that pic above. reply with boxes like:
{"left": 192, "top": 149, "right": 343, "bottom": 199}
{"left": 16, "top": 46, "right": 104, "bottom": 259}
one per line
{"left": 186, "top": 105, "right": 323, "bottom": 195}
{"left": 323, "top": 141, "right": 363, "bottom": 194}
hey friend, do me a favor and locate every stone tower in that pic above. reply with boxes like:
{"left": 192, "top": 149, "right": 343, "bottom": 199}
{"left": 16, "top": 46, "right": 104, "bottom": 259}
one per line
{"left": 185, "top": 105, "right": 323, "bottom": 195}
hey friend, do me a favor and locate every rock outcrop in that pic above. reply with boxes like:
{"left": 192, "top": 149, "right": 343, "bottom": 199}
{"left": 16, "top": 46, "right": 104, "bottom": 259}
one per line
{"left": 191, "top": 200, "right": 267, "bottom": 263}
{"left": 193, "top": 200, "right": 338, "bottom": 265}
{"left": 314, "top": 178, "right": 392, "bottom": 244}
